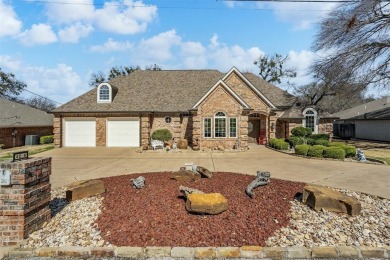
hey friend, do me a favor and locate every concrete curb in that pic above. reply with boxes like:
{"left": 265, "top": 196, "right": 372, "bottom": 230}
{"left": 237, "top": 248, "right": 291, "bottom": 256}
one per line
{"left": 3, "top": 245, "right": 390, "bottom": 259}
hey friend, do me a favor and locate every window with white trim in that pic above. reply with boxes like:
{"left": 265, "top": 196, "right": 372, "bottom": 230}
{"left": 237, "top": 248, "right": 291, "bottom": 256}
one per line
{"left": 204, "top": 118, "right": 212, "bottom": 138}
{"left": 303, "top": 108, "right": 318, "bottom": 133}
{"left": 229, "top": 118, "right": 237, "bottom": 138}
{"left": 97, "top": 83, "right": 112, "bottom": 103}
{"left": 214, "top": 112, "right": 226, "bottom": 138}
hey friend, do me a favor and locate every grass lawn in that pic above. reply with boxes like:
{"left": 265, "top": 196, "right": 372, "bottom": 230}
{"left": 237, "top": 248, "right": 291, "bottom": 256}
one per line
{"left": 0, "top": 144, "right": 55, "bottom": 162}
{"left": 364, "top": 149, "right": 390, "bottom": 165}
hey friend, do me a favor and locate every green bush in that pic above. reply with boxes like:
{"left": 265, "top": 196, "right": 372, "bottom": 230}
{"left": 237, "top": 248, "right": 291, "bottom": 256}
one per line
{"left": 269, "top": 138, "right": 278, "bottom": 148}
{"left": 306, "top": 138, "right": 316, "bottom": 146}
{"left": 274, "top": 140, "right": 289, "bottom": 150}
{"left": 323, "top": 147, "right": 345, "bottom": 159}
{"left": 291, "top": 126, "right": 313, "bottom": 138}
{"left": 295, "top": 144, "right": 310, "bottom": 156}
{"left": 151, "top": 129, "right": 172, "bottom": 142}
{"left": 286, "top": 136, "right": 303, "bottom": 147}
{"left": 308, "top": 145, "right": 325, "bottom": 158}
{"left": 311, "top": 134, "right": 330, "bottom": 140}
{"left": 39, "top": 135, "right": 54, "bottom": 144}
{"left": 344, "top": 145, "right": 357, "bottom": 158}
{"left": 315, "top": 139, "right": 330, "bottom": 146}
{"left": 329, "top": 141, "right": 346, "bottom": 147}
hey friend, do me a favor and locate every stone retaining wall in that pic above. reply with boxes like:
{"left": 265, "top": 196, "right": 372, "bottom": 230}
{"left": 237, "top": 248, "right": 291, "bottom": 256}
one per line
{"left": 0, "top": 157, "right": 51, "bottom": 247}
{"left": 5, "top": 245, "right": 390, "bottom": 259}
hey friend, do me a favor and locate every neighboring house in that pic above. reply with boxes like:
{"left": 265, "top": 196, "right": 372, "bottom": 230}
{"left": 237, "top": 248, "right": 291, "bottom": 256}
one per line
{"left": 332, "top": 96, "right": 390, "bottom": 142}
{"left": 51, "top": 67, "right": 334, "bottom": 149}
{"left": 0, "top": 98, "right": 54, "bottom": 148}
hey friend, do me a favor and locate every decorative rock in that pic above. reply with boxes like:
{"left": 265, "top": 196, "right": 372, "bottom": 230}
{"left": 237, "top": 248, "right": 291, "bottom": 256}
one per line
{"left": 177, "top": 139, "right": 188, "bottom": 149}
{"left": 65, "top": 180, "right": 105, "bottom": 201}
{"left": 245, "top": 171, "right": 271, "bottom": 198}
{"left": 196, "top": 166, "right": 213, "bottom": 178}
{"left": 130, "top": 176, "right": 145, "bottom": 189}
{"left": 218, "top": 145, "right": 225, "bottom": 151}
{"left": 171, "top": 170, "right": 201, "bottom": 181}
{"left": 179, "top": 186, "right": 204, "bottom": 198}
{"left": 186, "top": 193, "right": 228, "bottom": 215}
{"left": 303, "top": 184, "right": 361, "bottom": 216}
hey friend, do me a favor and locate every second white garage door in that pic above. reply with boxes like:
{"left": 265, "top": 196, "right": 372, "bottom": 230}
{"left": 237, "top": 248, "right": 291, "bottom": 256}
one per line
{"left": 107, "top": 118, "right": 140, "bottom": 147}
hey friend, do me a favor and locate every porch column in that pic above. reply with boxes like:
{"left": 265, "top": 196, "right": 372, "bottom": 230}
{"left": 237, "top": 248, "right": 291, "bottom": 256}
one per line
{"left": 239, "top": 114, "right": 248, "bottom": 149}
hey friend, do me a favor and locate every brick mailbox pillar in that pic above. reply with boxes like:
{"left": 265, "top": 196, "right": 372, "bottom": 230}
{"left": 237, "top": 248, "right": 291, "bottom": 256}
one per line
{"left": 0, "top": 156, "right": 52, "bottom": 246}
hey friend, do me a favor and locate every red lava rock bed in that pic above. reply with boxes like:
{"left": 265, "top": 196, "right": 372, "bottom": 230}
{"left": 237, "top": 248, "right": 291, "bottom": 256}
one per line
{"left": 96, "top": 172, "right": 305, "bottom": 247}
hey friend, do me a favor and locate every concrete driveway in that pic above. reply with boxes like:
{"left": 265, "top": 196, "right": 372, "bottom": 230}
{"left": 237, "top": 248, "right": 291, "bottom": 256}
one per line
{"left": 34, "top": 145, "right": 390, "bottom": 199}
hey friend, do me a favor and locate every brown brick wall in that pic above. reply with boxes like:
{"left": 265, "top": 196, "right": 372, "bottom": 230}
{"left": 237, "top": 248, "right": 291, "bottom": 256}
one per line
{"left": 225, "top": 72, "right": 269, "bottom": 112}
{"left": 0, "top": 157, "right": 52, "bottom": 246}
{"left": 0, "top": 127, "right": 53, "bottom": 149}
{"left": 197, "top": 84, "right": 245, "bottom": 149}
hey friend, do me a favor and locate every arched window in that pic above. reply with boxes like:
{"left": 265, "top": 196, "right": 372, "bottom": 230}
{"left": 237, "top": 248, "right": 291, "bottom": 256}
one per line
{"left": 97, "top": 83, "right": 112, "bottom": 103}
{"left": 214, "top": 112, "right": 226, "bottom": 138}
{"left": 303, "top": 108, "right": 318, "bottom": 133}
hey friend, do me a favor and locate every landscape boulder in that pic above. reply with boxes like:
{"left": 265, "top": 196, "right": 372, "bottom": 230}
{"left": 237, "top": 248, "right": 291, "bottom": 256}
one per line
{"left": 303, "top": 184, "right": 361, "bottom": 216}
{"left": 196, "top": 166, "right": 213, "bottom": 178}
{"left": 171, "top": 170, "right": 201, "bottom": 181}
{"left": 177, "top": 139, "right": 188, "bottom": 149}
{"left": 66, "top": 180, "right": 105, "bottom": 201}
{"left": 186, "top": 193, "right": 228, "bottom": 215}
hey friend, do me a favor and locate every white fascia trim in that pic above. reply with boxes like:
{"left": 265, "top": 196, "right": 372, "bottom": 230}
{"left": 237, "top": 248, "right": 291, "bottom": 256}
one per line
{"left": 192, "top": 79, "right": 251, "bottom": 109}
{"left": 222, "top": 67, "right": 276, "bottom": 109}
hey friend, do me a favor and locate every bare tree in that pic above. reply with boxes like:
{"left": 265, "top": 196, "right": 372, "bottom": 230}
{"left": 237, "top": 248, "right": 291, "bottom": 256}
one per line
{"left": 312, "top": 0, "right": 390, "bottom": 91}
{"left": 89, "top": 71, "right": 106, "bottom": 88}
{"left": 24, "top": 96, "right": 57, "bottom": 112}
{"left": 254, "top": 53, "right": 297, "bottom": 84}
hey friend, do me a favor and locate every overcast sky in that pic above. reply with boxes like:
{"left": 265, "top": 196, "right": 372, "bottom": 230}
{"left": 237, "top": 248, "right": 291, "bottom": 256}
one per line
{"left": 0, "top": 0, "right": 341, "bottom": 105}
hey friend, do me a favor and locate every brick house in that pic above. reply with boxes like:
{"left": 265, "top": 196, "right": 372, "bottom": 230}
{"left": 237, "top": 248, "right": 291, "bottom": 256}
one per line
{"left": 51, "top": 67, "right": 334, "bottom": 149}
{"left": 0, "top": 98, "right": 54, "bottom": 148}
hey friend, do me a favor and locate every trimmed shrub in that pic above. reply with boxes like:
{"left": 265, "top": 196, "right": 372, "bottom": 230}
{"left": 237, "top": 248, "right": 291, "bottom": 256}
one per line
{"left": 323, "top": 147, "right": 345, "bottom": 159}
{"left": 274, "top": 140, "right": 289, "bottom": 150}
{"left": 295, "top": 144, "right": 310, "bottom": 156}
{"left": 315, "top": 139, "right": 330, "bottom": 146}
{"left": 291, "top": 126, "right": 312, "bottom": 138}
{"left": 306, "top": 138, "right": 316, "bottom": 146}
{"left": 308, "top": 145, "right": 325, "bottom": 158}
{"left": 344, "top": 145, "right": 357, "bottom": 158}
{"left": 311, "top": 134, "right": 330, "bottom": 140}
{"left": 151, "top": 129, "right": 172, "bottom": 142}
{"left": 269, "top": 138, "right": 278, "bottom": 148}
{"left": 286, "top": 136, "right": 303, "bottom": 147}
{"left": 39, "top": 135, "right": 54, "bottom": 144}
{"left": 329, "top": 141, "right": 346, "bottom": 147}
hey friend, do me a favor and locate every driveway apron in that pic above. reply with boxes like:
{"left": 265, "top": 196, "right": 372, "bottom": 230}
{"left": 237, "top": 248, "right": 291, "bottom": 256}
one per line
{"left": 34, "top": 145, "right": 390, "bottom": 199}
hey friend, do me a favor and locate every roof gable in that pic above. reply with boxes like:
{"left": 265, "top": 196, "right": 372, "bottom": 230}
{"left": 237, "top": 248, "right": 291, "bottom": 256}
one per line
{"left": 192, "top": 80, "right": 250, "bottom": 109}
{"left": 222, "top": 67, "right": 276, "bottom": 109}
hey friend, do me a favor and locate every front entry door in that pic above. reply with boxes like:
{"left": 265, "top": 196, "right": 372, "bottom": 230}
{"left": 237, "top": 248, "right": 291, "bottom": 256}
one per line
{"left": 248, "top": 120, "right": 260, "bottom": 143}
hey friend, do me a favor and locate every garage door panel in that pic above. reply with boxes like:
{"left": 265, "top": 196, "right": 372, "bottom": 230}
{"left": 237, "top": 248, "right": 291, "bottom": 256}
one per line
{"left": 65, "top": 119, "right": 96, "bottom": 147}
{"left": 107, "top": 119, "right": 140, "bottom": 147}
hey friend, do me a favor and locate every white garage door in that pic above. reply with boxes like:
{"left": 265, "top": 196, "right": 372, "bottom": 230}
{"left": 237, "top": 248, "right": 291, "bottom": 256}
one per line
{"left": 64, "top": 119, "right": 96, "bottom": 147}
{"left": 107, "top": 118, "right": 140, "bottom": 147}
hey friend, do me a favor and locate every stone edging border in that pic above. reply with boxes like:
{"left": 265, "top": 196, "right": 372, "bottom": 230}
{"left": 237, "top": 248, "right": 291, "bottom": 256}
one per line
{"left": 4, "top": 245, "right": 390, "bottom": 259}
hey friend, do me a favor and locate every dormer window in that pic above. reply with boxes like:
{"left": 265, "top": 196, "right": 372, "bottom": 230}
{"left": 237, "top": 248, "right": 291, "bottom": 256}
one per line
{"left": 97, "top": 83, "right": 112, "bottom": 103}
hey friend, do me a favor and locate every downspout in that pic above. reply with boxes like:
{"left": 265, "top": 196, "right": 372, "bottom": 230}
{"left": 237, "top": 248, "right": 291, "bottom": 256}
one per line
{"left": 59, "top": 114, "right": 63, "bottom": 148}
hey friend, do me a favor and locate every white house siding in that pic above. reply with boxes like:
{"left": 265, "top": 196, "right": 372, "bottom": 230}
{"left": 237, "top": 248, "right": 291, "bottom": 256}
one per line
{"left": 355, "top": 120, "right": 390, "bottom": 142}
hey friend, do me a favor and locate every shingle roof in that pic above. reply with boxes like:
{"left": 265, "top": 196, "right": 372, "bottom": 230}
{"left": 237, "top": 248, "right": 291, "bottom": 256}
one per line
{"left": 0, "top": 98, "right": 54, "bottom": 128}
{"left": 53, "top": 69, "right": 296, "bottom": 113}
{"left": 331, "top": 96, "right": 390, "bottom": 120}
{"left": 279, "top": 104, "right": 337, "bottom": 119}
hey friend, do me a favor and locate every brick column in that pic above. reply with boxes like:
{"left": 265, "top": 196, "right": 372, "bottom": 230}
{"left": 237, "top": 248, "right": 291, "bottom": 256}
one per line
{"left": 140, "top": 115, "right": 150, "bottom": 149}
{"left": 53, "top": 117, "right": 61, "bottom": 147}
{"left": 0, "top": 157, "right": 52, "bottom": 246}
{"left": 96, "top": 118, "right": 106, "bottom": 147}
{"left": 192, "top": 114, "right": 201, "bottom": 150}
